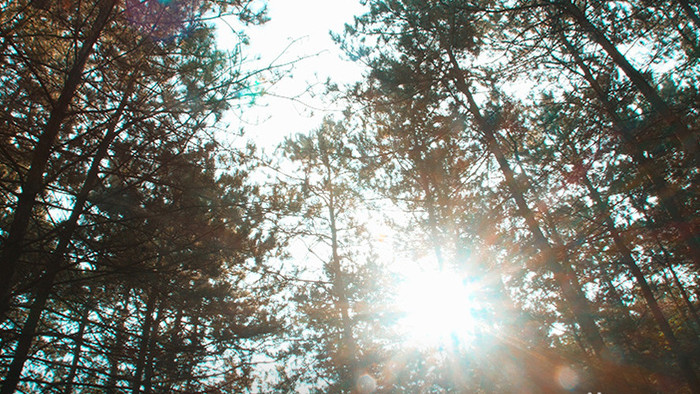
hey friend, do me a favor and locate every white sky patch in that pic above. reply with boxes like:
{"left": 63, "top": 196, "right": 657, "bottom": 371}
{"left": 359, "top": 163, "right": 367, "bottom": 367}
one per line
{"left": 218, "top": 0, "right": 368, "bottom": 150}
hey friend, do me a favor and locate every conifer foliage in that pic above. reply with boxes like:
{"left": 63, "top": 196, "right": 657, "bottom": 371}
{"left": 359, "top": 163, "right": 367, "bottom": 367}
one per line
{"left": 1, "top": 0, "right": 699, "bottom": 393}
{"left": 334, "top": 0, "right": 700, "bottom": 392}
{"left": 0, "top": 0, "right": 276, "bottom": 392}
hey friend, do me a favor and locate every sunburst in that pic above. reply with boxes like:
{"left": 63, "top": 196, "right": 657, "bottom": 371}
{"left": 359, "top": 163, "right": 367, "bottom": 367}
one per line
{"left": 395, "top": 264, "right": 484, "bottom": 348}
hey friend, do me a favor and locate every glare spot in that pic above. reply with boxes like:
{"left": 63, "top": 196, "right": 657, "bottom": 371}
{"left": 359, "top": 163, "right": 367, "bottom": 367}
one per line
{"left": 556, "top": 365, "right": 579, "bottom": 390}
{"left": 357, "top": 373, "right": 376, "bottom": 393}
{"left": 396, "top": 266, "right": 482, "bottom": 348}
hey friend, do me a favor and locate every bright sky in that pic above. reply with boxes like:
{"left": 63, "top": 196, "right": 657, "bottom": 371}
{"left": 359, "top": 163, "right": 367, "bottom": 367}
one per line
{"left": 218, "top": 0, "right": 367, "bottom": 150}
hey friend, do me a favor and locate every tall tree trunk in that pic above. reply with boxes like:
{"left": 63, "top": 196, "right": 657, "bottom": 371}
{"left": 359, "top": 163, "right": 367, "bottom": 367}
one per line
{"left": 62, "top": 305, "right": 91, "bottom": 394}
{"left": 162, "top": 309, "right": 184, "bottom": 392}
{"left": 446, "top": 49, "right": 609, "bottom": 360}
{"left": 106, "top": 287, "right": 131, "bottom": 393}
{"left": 660, "top": 270, "right": 699, "bottom": 337}
{"left": 678, "top": 0, "right": 700, "bottom": 29}
{"left": 599, "top": 267, "right": 639, "bottom": 357}
{"left": 566, "top": 140, "right": 700, "bottom": 392}
{"left": 471, "top": 238, "right": 576, "bottom": 392}
{"left": 543, "top": 213, "right": 654, "bottom": 392}
{"left": 557, "top": 0, "right": 699, "bottom": 169}
{"left": 0, "top": 73, "right": 135, "bottom": 392}
{"left": 554, "top": 25, "right": 700, "bottom": 273}
{"left": 132, "top": 290, "right": 158, "bottom": 394}
{"left": 0, "top": 270, "right": 55, "bottom": 394}
{"left": 420, "top": 170, "right": 445, "bottom": 268}
{"left": 142, "top": 304, "right": 163, "bottom": 394}
{"left": 664, "top": 263, "right": 700, "bottom": 330}
{"left": 631, "top": 193, "right": 700, "bottom": 329}
{"left": 319, "top": 137, "right": 359, "bottom": 391}
{"left": 328, "top": 190, "right": 359, "bottom": 390}
{"left": 0, "top": 0, "right": 116, "bottom": 315}
{"left": 183, "top": 314, "right": 202, "bottom": 393}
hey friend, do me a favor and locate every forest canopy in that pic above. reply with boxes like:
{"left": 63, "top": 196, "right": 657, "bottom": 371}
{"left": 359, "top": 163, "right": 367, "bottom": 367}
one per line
{"left": 0, "top": 0, "right": 699, "bottom": 393}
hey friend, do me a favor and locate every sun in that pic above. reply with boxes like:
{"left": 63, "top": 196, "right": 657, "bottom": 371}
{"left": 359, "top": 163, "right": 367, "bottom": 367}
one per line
{"left": 395, "top": 265, "right": 483, "bottom": 348}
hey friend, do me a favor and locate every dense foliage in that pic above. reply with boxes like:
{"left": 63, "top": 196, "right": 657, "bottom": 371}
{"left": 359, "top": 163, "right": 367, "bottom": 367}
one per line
{"left": 1, "top": 0, "right": 698, "bottom": 393}
{"left": 0, "top": 1, "right": 277, "bottom": 392}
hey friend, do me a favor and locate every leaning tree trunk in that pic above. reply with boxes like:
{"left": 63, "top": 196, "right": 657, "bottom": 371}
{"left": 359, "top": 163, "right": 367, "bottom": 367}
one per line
{"left": 631, "top": 195, "right": 700, "bottom": 332}
{"left": 446, "top": 49, "right": 608, "bottom": 359}
{"left": 557, "top": 0, "right": 699, "bottom": 169}
{"left": 0, "top": 0, "right": 116, "bottom": 317}
{"left": 565, "top": 140, "right": 700, "bottom": 392}
{"left": 598, "top": 265, "right": 639, "bottom": 357}
{"left": 660, "top": 270, "right": 699, "bottom": 337}
{"left": 0, "top": 72, "right": 135, "bottom": 393}
{"left": 554, "top": 24, "right": 700, "bottom": 275}
{"left": 677, "top": 0, "right": 700, "bottom": 29}
{"left": 664, "top": 262, "right": 700, "bottom": 330}
{"left": 441, "top": 48, "right": 648, "bottom": 392}
{"left": 62, "top": 305, "right": 91, "bottom": 394}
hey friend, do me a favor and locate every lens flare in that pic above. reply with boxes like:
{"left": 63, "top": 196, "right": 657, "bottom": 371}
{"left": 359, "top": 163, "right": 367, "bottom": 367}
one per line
{"left": 357, "top": 373, "right": 377, "bottom": 393}
{"left": 556, "top": 365, "right": 579, "bottom": 390}
{"left": 396, "top": 266, "right": 483, "bottom": 348}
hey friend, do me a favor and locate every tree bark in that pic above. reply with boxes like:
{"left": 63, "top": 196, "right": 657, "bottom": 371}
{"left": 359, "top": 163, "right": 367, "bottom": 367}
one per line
{"left": 132, "top": 290, "right": 158, "bottom": 394}
{"left": 320, "top": 138, "right": 360, "bottom": 391}
{"left": 678, "top": 0, "right": 700, "bottom": 29}
{"left": 419, "top": 168, "right": 445, "bottom": 268}
{"left": 0, "top": 0, "right": 116, "bottom": 317}
{"left": 446, "top": 51, "right": 609, "bottom": 360}
{"left": 106, "top": 288, "right": 130, "bottom": 394}
{"left": 142, "top": 304, "right": 163, "bottom": 394}
{"left": 660, "top": 270, "right": 699, "bottom": 337}
{"left": 632, "top": 194, "right": 700, "bottom": 332}
{"left": 62, "top": 305, "right": 91, "bottom": 394}
{"left": 567, "top": 140, "right": 700, "bottom": 392}
{"left": 0, "top": 269, "right": 55, "bottom": 394}
{"left": 183, "top": 314, "right": 202, "bottom": 392}
{"left": 554, "top": 25, "right": 700, "bottom": 273}
{"left": 665, "top": 263, "right": 700, "bottom": 330}
{"left": 598, "top": 267, "right": 639, "bottom": 357}
{"left": 0, "top": 69, "right": 135, "bottom": 392}
{"left": 162, "top": 308, "right": 184, "bottom": 392}
{"left": 557, "top": 0, "right": 699, "bottom": 169}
